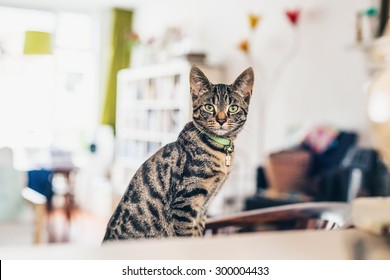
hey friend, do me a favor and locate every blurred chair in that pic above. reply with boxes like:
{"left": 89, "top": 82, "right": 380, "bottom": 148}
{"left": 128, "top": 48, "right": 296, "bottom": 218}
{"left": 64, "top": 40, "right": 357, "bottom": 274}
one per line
{"left": 25, "top": 167, "right": 77, "bottom": 243}
{"left": 20, "top": 168, "right": 53, "bottom": 244}
{"left": 21, "top": 187, "right": 47, "bottom": 244}
{"left": 205, "top": 202, "right": 352, "bottom": 235}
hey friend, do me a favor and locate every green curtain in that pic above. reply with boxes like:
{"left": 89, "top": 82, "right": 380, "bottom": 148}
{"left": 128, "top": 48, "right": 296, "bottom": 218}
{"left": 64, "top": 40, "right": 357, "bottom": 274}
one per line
{"left": 101, "top": 8, "right": 133, "bottom": 132}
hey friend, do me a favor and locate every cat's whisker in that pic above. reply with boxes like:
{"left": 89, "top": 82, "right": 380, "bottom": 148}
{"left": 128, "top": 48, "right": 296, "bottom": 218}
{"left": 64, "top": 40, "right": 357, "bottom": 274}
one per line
{"left": 242, "top": 125, "right": 254, "bottom": 132}
{"left": 242, "top": 127, "right": 255, "bottom": 134}
{"left": 241, "top": 127, "right": 254, "bottom": 136}
{"left": 243, "top": 124, "right": 255, "bottom": 129}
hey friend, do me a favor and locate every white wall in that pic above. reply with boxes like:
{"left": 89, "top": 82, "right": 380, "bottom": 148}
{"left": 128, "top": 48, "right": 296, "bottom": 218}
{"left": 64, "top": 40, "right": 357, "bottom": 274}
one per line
{"left": 131, "top": 0, "right": 373, "bottom": 196}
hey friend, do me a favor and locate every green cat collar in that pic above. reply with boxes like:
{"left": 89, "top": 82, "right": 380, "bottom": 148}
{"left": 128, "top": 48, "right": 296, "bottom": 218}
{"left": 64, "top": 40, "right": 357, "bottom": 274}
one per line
{"left": 204, "top": 132, "right": 232, "bottom": 150}
{"left": 203, "top": 132, "right": 234, "bottom": 166}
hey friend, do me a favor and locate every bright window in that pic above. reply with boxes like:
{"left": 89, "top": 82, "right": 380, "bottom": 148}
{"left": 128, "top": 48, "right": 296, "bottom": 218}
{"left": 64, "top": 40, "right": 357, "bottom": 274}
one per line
{"left": 0, "top": 6, "right": 98, "bottom": 169}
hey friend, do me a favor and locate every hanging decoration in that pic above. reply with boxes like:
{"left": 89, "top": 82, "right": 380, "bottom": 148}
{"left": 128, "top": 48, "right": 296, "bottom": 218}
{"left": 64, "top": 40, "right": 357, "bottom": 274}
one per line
{"left": 248, "top": 14, "right": 261, "bottom": 30}
{"left": 237, "top": 8, "right": 302, "bottom": 162}
{"left": 238, "top": 39, "right": 250, "bottom": 54}
{"left": 285, "top": 9, "right": 301, "bottom": 26}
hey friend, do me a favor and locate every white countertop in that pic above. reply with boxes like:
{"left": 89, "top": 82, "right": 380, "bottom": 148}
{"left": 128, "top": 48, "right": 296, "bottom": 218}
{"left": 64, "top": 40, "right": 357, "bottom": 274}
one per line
{"left": 0, "top": 229, "right": 389, "bottom": 260}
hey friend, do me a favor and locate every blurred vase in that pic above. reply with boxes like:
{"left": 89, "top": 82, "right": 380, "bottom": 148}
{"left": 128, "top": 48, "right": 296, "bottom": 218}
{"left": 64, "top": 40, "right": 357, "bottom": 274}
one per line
{"left": 130, "top": 45, "right": 156, "bottom": 67}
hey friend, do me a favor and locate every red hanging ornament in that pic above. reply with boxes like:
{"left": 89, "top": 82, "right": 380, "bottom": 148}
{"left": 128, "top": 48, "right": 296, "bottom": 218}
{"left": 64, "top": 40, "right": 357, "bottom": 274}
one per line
{"left": 285, "top": 9, "right": 301, "bottom": 26}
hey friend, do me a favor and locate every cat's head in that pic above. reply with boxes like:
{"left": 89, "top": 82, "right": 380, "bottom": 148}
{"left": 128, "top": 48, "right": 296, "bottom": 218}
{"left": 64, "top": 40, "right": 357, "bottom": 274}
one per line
{"left": 190, "top": 66, "right": 254, "bottom": 139}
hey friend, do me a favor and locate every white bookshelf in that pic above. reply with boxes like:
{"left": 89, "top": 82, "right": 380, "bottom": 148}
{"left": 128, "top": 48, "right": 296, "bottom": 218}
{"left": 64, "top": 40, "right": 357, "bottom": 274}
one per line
{"left": 113, "top": 60, "right": 223, "bottom": 194}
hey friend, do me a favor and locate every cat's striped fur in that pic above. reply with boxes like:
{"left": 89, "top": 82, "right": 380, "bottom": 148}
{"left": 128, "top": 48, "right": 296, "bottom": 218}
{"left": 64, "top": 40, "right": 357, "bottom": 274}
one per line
{"left": 103, "top": 66, "right": 254, "bottom": 241}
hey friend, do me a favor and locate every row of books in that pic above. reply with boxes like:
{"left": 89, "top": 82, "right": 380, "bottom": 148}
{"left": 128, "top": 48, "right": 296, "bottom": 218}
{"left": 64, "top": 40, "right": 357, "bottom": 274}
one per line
{"left": 122, "top": 140, "right": 161, "bottom": 160}
{"left": 124, "top": 109, "right": 181, "bottom": 133}
{"left": 126, "top": 74, "right": 182, "bottom": 101}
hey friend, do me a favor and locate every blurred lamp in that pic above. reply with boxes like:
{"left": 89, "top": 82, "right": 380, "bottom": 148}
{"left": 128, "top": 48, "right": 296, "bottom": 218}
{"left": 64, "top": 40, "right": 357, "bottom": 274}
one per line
{"left": 368, "top": 90, "right": 390, "bottom": 123}
{"left": 23, "top": 31, "right": 52, "bottom": 55}
{"left": 367, "top": 68, "right": 390, "bottom": 168}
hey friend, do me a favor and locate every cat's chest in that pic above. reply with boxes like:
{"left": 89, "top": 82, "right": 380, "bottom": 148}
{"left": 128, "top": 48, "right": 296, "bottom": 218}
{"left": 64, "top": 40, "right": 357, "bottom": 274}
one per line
{"left": 215, "top": 152, "right": 234, "bottom": 175}
{"left": 184, "top": 144, "right": 234, "bottom": 179}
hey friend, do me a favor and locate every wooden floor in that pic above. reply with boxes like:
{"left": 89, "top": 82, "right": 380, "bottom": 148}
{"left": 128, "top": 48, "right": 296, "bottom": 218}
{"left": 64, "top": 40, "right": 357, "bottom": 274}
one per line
{"left": 0, "top": 203, "right": 109, "bottom": 246}
{"left": 45, "top": 208, "right": 108, "bottom": 245}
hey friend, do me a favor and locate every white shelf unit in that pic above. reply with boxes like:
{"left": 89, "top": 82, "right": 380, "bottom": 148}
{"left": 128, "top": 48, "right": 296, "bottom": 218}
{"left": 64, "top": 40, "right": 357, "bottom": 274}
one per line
{"left": 113, "top": 61, "right": 223, "bottom": 194}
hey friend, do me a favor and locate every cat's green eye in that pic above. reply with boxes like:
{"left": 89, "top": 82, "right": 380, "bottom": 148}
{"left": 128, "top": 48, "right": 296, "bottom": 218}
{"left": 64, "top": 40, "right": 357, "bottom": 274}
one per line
{"left": 204, "top": 104, "right": 214, "bottom": 113}
{"left": 228, "top": 105, "right": 239, "bottom": 113}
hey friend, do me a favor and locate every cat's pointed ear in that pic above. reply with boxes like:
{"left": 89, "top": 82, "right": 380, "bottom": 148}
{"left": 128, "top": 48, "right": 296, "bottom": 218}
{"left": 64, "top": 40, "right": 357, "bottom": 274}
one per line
{"left": 232, "top": 67, "right": 254, "bottom": 99}
{"left": 190, "top": 66, "right": 211, "bottom": 97}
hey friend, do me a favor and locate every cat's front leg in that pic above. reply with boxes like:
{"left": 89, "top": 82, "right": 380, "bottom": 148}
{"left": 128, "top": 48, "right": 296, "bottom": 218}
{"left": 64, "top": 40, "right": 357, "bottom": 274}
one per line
{"left": 171, "top": 205, "right": 202, "bottom": 237}
{"left": 170, "top": 187, "right": 207, "bottom": 237}
{"left": 196, "top": 214, "right": 206, "bottom": 236}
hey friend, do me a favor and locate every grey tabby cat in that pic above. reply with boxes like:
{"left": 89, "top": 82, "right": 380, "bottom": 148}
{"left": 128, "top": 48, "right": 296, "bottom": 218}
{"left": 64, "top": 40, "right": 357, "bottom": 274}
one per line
{"left": 103, "top": 66, "right": 254, "bottom": 241}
